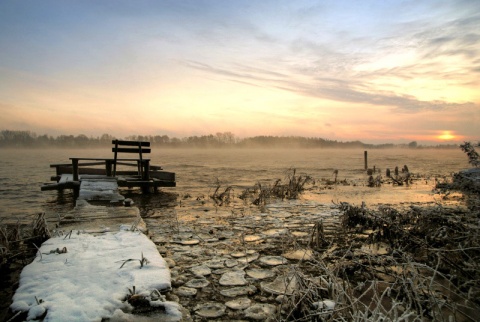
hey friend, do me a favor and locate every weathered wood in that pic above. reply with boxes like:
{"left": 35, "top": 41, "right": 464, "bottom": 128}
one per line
{"left": 364, "top": 151, "right": 368, "bottom": 170}
{"left": 149, "top": 171, "right": 175, "bottom": 181}
{"left": 111, "top": 147, "right": 151, "bottom": 154}
{"left": 112, "top": 140, "right": 151, "bottom": 178}
{"left": 111, "top": 140, "right": 150, "bottom": 147}
{"left": 72, "top": 158, "right": 79, "bottom": 181}
{"left": 50, "top": 163, "right": 72, "bottom": 167}
{"left": 43, "top": 140, "right": 175, "bottom": 194}
{"left": 117, "top": 179, "right": 176, "bottom": 188}
{"left": 41, "top": 180, "right": 80, "bottom": 191}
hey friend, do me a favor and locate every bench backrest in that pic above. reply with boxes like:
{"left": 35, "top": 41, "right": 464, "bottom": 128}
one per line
{"left": 112, "top": 140, "right": 151, "bottom": 177}
{"left": 112, "top": 140, "right": 151, "bottom": 155}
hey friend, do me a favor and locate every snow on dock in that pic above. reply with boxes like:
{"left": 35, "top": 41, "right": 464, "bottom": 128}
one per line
{"left": 10, "top": 228, "right": 178, "bottom": 321}
{"left": 11, "top": 193, "right": 182, "bottom": 320}
{"left": 15, "top": 141, "right": 182, "bottom": 320}
{"left": 77, "top": 175, "right": 124, "bottom": 202}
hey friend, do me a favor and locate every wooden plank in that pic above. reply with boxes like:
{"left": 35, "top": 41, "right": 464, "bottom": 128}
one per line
{"left": 115, "top": 161, "right": 144, "bottom": 167}
{"left": 111, "top": 140, "right": 150, "bottom": 147}
{"left": 50, "top": 163, "right": 72, "bottom": 168}
{"left": 117, "top": 180, "right": 176, "bottom": 188}
{"left": 78, "top": 168, "right": 108, "bottom": 175}
{"left": 50, "top": 164, "right": 159, "bottom": 176}
{"left": 41, "top": 181, "right": 80, "bottom": 191}
{"left": 149, "top": 171, "right": 175, "bottom": 181}
{"left": 115, "top": 158, "right": 150, "bottom": 161}
{"left": 111, "top": 148, "right": 151, "bottom": 154}
{"left": 69, "top": 158, "right": 112, "bottom": 161}
{"left": 67, "top": 158, "right": 151, "bottom": 162}
{"left": 56, "top": 166, "right": 73, "bottom": 174}
{"left": 72, "top": 162, "right": 106, "bottom": 167}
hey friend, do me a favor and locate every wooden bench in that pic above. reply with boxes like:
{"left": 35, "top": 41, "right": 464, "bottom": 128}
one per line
{"left": 68, "top": 140, "right": 154, "bottom": 181}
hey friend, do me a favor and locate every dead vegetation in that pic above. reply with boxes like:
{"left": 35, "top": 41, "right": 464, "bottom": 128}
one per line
{"left": 1, "top": 213, "right": 51, "bottom": 321}
{"left": 0, "top": 213, "right": 51, "bottom": 270}
{"left": 276, "top": 202, "right": 480, "bottom": 321}
{"left": 460, "top": 142, "right": 480, "bottom": 168}
{"left": 239, "top": 168, "right": 315, "bottom": 206}
{"left": 210, "top": 178, "right": 235, "bottom": 206}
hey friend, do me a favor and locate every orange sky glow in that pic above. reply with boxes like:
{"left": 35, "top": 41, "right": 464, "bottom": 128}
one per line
{"left": 0, "top": 1, "right": 478, "bottom": 145}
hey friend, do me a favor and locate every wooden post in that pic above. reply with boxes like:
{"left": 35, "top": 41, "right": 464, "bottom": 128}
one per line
{"left": 105, "top": 160, "right": 112, "bottom": 177}
{"left": 364, "top": 151, "right": 368, "bottom": 170}
{"left": 113, "top": 140, "right": 118, "bottom": 176}
{"left": 72, "top": 158, "right": 79, "bottom": 181}
{"left": 143, "top": 160, "right": 150, "bottom": 180}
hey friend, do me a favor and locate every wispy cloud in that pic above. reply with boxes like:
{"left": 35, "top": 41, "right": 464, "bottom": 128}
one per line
{"left": 182, "top": 2, "right": 479, "bottom": 114}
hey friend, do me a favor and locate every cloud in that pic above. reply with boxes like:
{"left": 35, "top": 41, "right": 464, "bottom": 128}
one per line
{"left": 180, "top": 1, "right": 480, "bottom": 114}
{"left": 183, "top": 58, "right": 477, "bottom": 113}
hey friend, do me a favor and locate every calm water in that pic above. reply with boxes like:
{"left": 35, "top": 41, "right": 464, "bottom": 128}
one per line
{"left": 0, "top": 148, "right": 468, "bottom": 225}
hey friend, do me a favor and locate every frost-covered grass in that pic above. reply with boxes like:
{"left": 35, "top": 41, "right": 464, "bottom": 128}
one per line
{"left": 276, "top": 202, "right": 480, "bottom": 321}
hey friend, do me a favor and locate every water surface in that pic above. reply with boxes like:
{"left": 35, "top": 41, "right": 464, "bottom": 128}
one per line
{"left": 0, "top": 148, "right": 468, "bottom": 225}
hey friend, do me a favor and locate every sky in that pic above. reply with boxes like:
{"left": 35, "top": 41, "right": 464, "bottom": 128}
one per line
{"left": 0, "top": 0, "right": 478, "bottom": 144}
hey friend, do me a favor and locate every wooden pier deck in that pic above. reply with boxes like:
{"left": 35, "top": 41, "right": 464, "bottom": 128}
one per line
{"left": 11, "top": 141, "right": 181, "bottom": 321}
{"left": 41, "top": 140, "right": 176, "bottom": 195}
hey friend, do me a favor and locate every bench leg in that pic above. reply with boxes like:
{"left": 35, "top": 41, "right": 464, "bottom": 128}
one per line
{"left": 105, "top": 160, "right": 112, "bottom": 177}
{"left": 143, "top": 160, "right": 150, "bottom": 180}
{"left": 72, "top": 159, "right": 79, "bottom": 181}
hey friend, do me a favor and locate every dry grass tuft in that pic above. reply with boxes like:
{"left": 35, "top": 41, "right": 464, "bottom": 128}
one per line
{"left": 278, "top": 202, "right": 480, "bottom": 321}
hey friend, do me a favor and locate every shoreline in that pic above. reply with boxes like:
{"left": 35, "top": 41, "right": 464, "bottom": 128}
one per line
{"left": 2, "top": 169, "right": 479, "bottom": 321}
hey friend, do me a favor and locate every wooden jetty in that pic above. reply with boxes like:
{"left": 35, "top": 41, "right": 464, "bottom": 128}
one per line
{"left": 41, "top": 140, "right": 176, "bottom": 194}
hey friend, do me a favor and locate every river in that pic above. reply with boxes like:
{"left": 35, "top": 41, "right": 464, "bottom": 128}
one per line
{"left": 0, "top": 147, "right": 468, "bottom": 225}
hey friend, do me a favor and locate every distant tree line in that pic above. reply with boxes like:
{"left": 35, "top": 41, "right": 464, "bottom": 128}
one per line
{"left": 0, "top": 130, "right": 458, "bottom": 149}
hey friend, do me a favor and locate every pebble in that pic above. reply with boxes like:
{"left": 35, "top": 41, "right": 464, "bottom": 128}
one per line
{"left": 174, "top": 286, "right": 197, "bottom": 297}
{"left": 244, "top": 235, "right": 262, "bottom": 242}
{"left": 190, "top": 265, "right": 211, "bottom": 276}
{"left": 171, "top": 277, "right": 185, "bottom": 287}
{"left": 225, "top": 258, "right": 239, "bottom": 267}
{"left": 219, "top": 270, "right": 248, "bottom": 286}
{"left": 244, "top": 304, "right": 277, "bottom": 320}
{"left": 261, "top": 274, "right": 298, "bottom": 295}
{"left": 259, "top": 255, "right": 288, "bottom": 266}
{"left": 185, "top": 278, "right": 210, "bottom": 289}
{"left": 262, "top": 228, "right": 289, "bottom": 236}
{"left": 283, "top": 249, "right": 313, "bottom": 261}
{"left": 220, "top": 285, "right": 257, "bottom": 298}
{"left": 246, "top": 268, "right": 276, "bottom": 280}
{"left": 225, "top": 297, "right": 251, "bottom": 310}
{"left": 230, "top": 251, "right": 247, "bottom": 258}
{"left": 204, "top": 257, "right": 227, "bottom": 268}
{"left": 194, "top": 302, "right": 226, "bottom": 318}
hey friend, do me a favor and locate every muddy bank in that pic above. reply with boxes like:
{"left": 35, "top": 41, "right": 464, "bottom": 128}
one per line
{"left": 140, "top": 184, "right": 479, "bottom": 321}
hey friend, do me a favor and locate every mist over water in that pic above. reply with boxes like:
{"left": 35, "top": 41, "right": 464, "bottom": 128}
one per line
{"left": 0, "top": 148, "right": 468, "bottom": 225}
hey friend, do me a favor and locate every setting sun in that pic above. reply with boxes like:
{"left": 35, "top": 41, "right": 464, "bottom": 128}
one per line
{"left": 437, "top": 131, "right": 456, "bottom": 141}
